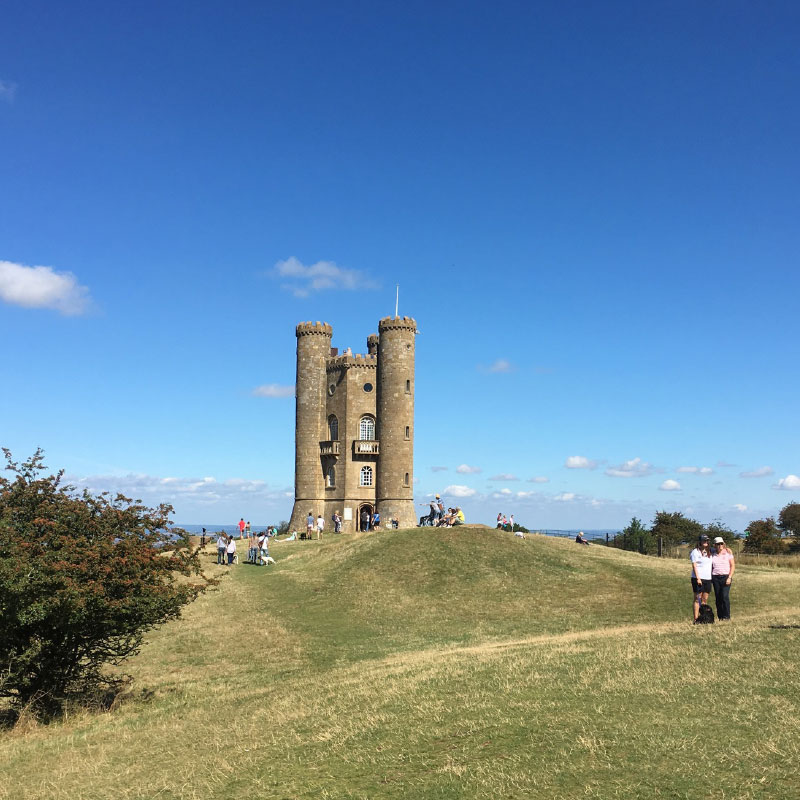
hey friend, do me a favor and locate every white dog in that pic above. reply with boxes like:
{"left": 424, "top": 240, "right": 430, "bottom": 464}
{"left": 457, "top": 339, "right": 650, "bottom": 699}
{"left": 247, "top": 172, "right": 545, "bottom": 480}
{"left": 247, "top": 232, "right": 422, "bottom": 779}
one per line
{"left": 261, "top": 554, "right": 276, "bottom": 566}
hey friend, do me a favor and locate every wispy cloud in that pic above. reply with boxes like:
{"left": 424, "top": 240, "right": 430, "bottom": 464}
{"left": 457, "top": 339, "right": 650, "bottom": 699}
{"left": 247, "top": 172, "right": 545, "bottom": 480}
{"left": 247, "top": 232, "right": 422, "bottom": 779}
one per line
{"left": 716, "top": 460, "right": 737, "bottom": 468}
{"left": 527, "top": 476, "right": 549, "bottom": 483}
{"left": 676, "top": 466, "right": 714, "bottom": 475}
{"left": 0, "top": 79, "right": 17, "bottom": 102}
{"left": 775, "top": 474, "right": 800, "bottom": 491}
{"left": 430, "top": 466, "right": 449, "bottom": 472}
{"left": 456, "top": 464, "right": 481, "bottom": 474}
{"left": 605, "top": 458, "right": 653, "bottom": 478}
{"left": 740, "top": 466, "right": 774, "bottom": 478}
{"left": 565, "top": 456, "right": 597, "bottom": 470}
{"left": 0, "top": 259, "right": 91, "bottom": 315}
{"left": 272, "top": 256, "right": 379, "bottom": 298}
{"left": 252, "top": 384, "right": 295, "bottom": 398}
{"left": 443, "top": 484, "right": 477, "bottom": 498}
{"left": 659, "top": 479, "right": 681, "bottom": 491}
{"left": 733, "top": 504, "right": 748, "bottom": 512}
{"left": 554, "top": 492, "right": 576, "bottom": 502}
{"left": 489, "top": 473, "right": 518, "bottom": 481}
{"left": 481, "top": 359, "right": 515, "bottom": 374}
{"left": 68, "top": 472, "right": 290, "bottom": 507}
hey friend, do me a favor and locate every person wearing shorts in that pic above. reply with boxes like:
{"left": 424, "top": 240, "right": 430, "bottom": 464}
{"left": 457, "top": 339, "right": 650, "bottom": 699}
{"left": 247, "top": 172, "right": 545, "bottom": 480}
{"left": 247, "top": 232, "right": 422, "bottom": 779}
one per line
{"left": 690, "top": 534, "right": 713, "bottom": 622}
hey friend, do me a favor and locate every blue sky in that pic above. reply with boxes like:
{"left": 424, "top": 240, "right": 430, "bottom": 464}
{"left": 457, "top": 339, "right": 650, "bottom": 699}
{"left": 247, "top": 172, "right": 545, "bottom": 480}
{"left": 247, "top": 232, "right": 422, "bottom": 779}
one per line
{"left": 2, "top": 0, "right": 798, "bottom": 530}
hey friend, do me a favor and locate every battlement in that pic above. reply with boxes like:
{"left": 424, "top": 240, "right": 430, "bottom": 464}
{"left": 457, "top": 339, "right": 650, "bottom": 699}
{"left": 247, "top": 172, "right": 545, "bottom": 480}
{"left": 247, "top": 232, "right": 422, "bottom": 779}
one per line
{"left": 326, "top": 353, "right": 378, "bottom": 371}
{"left": 378, "top": 315, "right": 417, "bottom": 333}
{"left": 296, "top": 321, "right": 333, "bottom": 337}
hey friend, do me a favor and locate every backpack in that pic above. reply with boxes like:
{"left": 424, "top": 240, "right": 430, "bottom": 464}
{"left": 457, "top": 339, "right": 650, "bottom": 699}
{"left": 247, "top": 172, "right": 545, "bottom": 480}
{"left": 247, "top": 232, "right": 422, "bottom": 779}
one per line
{"left": 696, "top": 603, "right": 715, "bottom": 625}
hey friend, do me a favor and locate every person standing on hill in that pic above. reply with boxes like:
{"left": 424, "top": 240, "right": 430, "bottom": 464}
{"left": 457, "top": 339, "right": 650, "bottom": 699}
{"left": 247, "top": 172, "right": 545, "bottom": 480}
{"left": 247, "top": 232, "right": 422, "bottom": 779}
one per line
{"left": 711, "top": 537, "right": 736, "bottom": 620}
{"left": 226, "top": 535, "right": 237, "bottom": 566}
{"left": 216, "top": 532, "right": 227, "bottom": 565}
{"left": 332, "top": 510, "right": 342, "bottom": 533}
{"left": 306, "top": 511, "right": 315, "bottom": 539}
{"left": 316, "top": 514, "right": 325, "bottom": 540}
{"left": 690, "top": 534, "right": 713, "bottom": 622}
{"left": 436, "top": 494, "right": 445, "bottom": 521}
{"left": 238, "top": 518, "right": 246, "bottom": 538}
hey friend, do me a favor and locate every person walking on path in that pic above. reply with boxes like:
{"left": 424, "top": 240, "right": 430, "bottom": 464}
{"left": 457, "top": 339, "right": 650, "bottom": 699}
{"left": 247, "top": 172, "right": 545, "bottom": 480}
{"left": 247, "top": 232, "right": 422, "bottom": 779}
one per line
{"left": 245, "top": 520, "right": 252, "bottom": 538}
{"left": 216, "top": 532, "right": 227, "bottom": 565}
{"left": 690, "top": 534, "right": 713, "bottom": 622}
{"left": 316, "top": 514, "right": 325, "bottom": 540}
{"left": 711, "top": 537, "right": 736, "bottom": 620}
{"left": 226, "top": 535, "right": 237, "bottom": 566}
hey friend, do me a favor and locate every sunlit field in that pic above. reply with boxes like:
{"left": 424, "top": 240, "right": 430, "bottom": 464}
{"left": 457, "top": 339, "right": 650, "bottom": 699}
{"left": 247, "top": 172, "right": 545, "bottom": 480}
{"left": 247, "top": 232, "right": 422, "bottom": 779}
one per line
{"left": 2, "top": 527, "right": 799, "bottom": 799}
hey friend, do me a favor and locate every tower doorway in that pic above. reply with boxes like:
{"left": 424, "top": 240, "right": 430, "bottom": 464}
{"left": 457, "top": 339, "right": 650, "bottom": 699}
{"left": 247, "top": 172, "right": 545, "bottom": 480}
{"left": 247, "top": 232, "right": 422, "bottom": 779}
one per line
{"left": 358, "top": 503, "right": 374, "bottom": 531}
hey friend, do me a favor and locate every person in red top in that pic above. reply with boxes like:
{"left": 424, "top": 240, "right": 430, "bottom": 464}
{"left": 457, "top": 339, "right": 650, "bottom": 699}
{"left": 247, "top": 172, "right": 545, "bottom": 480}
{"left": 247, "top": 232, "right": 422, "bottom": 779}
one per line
{"left": 238, "top": 518, "right": 246, "bottom": 538}
{"left": 711, "top": 536, "right": 736, "bottom": 620}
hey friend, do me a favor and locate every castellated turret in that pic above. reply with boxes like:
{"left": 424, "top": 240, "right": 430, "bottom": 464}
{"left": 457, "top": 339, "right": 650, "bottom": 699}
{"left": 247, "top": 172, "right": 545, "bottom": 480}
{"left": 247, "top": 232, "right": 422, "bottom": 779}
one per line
{"left": 288, "top": 316, "right": 417, "bottom": 534}
{"left": 376, "top": 316, "right": 416, "bottom": 528}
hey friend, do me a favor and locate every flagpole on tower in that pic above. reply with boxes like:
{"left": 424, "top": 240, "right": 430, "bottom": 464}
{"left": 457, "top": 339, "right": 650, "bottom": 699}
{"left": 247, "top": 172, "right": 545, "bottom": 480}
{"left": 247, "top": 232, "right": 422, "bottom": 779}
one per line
{"left": 395, "top": 284, "right": 399, "bottom": 317}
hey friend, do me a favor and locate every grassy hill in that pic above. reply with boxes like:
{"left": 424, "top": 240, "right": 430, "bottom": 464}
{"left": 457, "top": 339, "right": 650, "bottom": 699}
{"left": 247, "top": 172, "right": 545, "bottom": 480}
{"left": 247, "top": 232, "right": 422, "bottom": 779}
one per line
{"left": 2, "top": 527, "right": 800, "bottom": 799}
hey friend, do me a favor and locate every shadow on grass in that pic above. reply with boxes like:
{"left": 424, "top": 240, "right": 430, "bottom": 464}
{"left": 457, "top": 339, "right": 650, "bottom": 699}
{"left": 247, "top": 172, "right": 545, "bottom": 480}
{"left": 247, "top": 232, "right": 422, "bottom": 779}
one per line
{"left": 769, "top": 624, "right": 800, "bottom": 629}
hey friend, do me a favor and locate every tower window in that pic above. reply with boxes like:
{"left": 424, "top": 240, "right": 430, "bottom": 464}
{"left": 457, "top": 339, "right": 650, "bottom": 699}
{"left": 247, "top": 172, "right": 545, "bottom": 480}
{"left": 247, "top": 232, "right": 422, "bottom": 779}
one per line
{"left": 404, "top": 472, "right": 410, "bottom": 487}
{"left": 328, "top": 415, "right": 339, "bottom": 441}
{"left": 363, "top": 382, "right": 373, "bottom": 393}
{"left": 327, "top": 465, "right": 336, "bottom": 488}
{"left": 404, "top": 426, "right": 410, "bottom": 440}
{"left": 360, "top": 466, "right": 373, "bottom": 487}
{"left": 359, "top": 416, "right": 375, "bottom": 440}
{"left": 406, "top": 379, "right": 411, "bottom": 393}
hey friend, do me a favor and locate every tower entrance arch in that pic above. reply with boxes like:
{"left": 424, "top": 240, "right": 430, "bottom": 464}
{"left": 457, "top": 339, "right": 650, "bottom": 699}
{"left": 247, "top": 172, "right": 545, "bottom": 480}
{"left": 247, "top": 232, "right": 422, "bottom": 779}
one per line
{"left": 358, "top": 503, "right": 374, "bottom": 531}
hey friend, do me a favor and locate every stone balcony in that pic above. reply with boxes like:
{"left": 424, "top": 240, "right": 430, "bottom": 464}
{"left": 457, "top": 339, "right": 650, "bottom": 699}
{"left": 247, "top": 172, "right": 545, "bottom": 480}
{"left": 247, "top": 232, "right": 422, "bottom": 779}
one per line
{"left": 353, "top": 440, "right": 380, "bottom": 455}
{"left": 319, "top": 440, "right": 341, "bottom": 456}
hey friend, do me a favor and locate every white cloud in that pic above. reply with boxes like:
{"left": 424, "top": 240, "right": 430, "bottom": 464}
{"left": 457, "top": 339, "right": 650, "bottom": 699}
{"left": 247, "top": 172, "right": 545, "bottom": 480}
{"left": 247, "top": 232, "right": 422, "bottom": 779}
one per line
{"left": 68, "top": 472, "right": 287, "bottom": 507}
{"left": 659, "top": 479, "right": 681, "bottom": 491}
{"left": 740, "top": 466, "right": 774, "bottom": 478}
{"left": 0, "top": 79, "right": 17, "bottom": 102}
{"left": 0, "top": 259, "right": 91, "bottom": 315}
{"left": 516, "top": 490, "right": 538, "bottom": 498}
{"left": 775, "top": 475, "right": 800, "bottom": 491}
{"left": 527, "top": 476, "right": 549, "bottom": 483}
{"left": 605, "top": 458, "right": 653, "bottom": 478}
{"left": 272, "top": 256, "right": 379, "bottom": 297}
{"left": 733, "top": 504, "right": 748, "bottom": 512}
{"left": 487, "top": 359, "right": 514, "bottom": 373}
{"left": 252, "top": 384, "right": 295, "bottom": 398}
{"left": 456, "top": 464, "right": 481, "bottom": 474}
{"left": 489, "top": 473, "right": 518, "bottom": 481}
{"left": 430, "top": 466, "right": 448, "bottom": 472}
{"left": 554, "top": 492, "right": 576, "bottom": 502}
{"left": 443, "top": 484, "right": 477, "bottom": 498}
{"left": 676, "top": 466, "right": 714, "bottom": 475}
{"left": 565, "top": 456, "right": 597, "bottom": 470}
{"left": 717, "top": 460, "right": 737, "bottom": 468}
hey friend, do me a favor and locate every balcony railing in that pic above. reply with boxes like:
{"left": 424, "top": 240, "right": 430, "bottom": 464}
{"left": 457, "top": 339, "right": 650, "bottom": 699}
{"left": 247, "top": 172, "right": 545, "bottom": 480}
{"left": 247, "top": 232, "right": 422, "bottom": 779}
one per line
{"left": 319, "top": 440, "right": 341, "bottom": 456}
{"left": 353, "top": 440, "right": 380, "bottom": 455}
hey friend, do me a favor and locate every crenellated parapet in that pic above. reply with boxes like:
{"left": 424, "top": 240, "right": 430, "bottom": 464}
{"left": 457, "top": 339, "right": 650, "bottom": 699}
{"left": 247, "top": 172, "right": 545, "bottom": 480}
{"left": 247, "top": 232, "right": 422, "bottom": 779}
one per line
{"left": 378, "top": 315, "right": 417, "bottom": 333}
{"left": 325, "top": 353, "right": 378, "bottom": 371}
{"left": 296, "top": 321, "right": 333, "bottom": 337}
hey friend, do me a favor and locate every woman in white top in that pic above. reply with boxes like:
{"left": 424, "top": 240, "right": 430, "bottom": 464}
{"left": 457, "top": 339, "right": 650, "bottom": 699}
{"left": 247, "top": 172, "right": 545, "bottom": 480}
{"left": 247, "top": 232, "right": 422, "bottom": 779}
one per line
{"left": 226, "top": 536, "right": 237, "bottom": 566}
{"left": 689, "top": 535, "right": 713, "bottom": 622}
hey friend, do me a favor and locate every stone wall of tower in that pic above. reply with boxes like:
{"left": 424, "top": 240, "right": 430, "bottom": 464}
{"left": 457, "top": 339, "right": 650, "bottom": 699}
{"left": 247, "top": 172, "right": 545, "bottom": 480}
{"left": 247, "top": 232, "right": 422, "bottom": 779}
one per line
{"left": 375, "top": 316, "right": 416, "bottom": 528}
{"left": 289, "top": 321, "right": 332, "bottom": 533}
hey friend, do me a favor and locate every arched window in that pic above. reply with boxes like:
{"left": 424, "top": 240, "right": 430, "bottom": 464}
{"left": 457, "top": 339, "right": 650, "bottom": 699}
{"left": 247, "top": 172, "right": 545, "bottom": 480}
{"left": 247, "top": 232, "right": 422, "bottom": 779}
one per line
{"left": 326, "top": 465, "right": 336, "bottom": 487}
{"left": 360, "top": 466, "right": 373, "bottom": 487}
{"left": 404, "top": 472, "right": 410, "bottom": 486}
{"left": 359, "top": 416, "right": 375, "bottom": 440}
{"left": 328, "top": 415, "right": 338, "bottom": 441}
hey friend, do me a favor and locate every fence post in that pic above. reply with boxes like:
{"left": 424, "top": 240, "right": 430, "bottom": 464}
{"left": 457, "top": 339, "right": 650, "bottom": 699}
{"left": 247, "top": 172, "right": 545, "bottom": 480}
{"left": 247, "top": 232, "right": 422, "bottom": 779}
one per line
{"left": 657, "top": 536, "right": 663, "bottom": 557}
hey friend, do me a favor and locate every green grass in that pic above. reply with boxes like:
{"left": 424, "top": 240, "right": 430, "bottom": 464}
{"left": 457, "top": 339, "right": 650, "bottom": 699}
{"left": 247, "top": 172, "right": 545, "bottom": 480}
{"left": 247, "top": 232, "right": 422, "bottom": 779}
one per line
{"left": 2, "top": 527, "right": 800, "bottom": 799}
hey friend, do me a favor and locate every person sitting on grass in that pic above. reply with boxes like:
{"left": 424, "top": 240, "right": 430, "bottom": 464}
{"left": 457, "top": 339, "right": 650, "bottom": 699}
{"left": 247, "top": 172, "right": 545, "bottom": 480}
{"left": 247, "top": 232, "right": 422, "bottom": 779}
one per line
{"left": 575, "top": 531, "right": 590, "bottom": 546}
{"left": 453, "top": 507, "right": 465, "bottom": 526}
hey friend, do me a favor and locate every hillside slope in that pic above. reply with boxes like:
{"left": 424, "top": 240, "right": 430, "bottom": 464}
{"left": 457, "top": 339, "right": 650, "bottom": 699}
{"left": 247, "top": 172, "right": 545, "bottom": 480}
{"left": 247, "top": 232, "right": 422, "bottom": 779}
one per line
{"left": 2, "top": 527, "right": 799, "bottom": 800}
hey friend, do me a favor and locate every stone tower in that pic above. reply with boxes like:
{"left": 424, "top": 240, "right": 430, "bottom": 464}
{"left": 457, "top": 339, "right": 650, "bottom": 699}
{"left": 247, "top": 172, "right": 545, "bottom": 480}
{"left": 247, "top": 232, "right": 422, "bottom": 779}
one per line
{"left": 288, "top": 316, "right": 417, "bottom": 534}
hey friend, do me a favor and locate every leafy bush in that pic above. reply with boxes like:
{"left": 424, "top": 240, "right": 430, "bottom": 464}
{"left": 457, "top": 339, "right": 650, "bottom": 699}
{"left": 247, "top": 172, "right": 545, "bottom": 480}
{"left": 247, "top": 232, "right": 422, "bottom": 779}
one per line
{"left": 744, "top": 517, "right": 785, "bottom": 554}
{"left": 0, "top": 449, "right": 211, "bottom": 719}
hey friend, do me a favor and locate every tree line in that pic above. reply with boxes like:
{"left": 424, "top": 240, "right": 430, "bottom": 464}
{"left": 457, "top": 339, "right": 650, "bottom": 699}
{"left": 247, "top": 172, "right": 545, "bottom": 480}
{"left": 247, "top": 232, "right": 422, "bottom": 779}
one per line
{"left": 612, "top": 502, "right": 800, "bottom": 555}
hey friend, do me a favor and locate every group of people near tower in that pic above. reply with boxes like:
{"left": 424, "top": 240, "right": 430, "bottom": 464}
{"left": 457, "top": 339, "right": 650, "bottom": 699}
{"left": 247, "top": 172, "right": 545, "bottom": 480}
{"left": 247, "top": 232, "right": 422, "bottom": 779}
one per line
{"left": 215, "top": 527, "right": 276, "bottom": 566}
{"left": 690, "top": 533, "right": 736, "bottom": 622}
{"left": 418, "top": 495, "right": 464, "bottom": 527}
